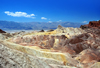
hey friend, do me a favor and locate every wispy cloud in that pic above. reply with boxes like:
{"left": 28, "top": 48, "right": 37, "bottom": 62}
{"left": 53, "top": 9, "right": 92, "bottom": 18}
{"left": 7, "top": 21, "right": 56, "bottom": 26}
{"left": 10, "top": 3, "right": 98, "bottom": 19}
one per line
{"left": 41, "top": 17, "right": 47, "bottom": 20}
{"left": 59, "top": 20, "right": 62, "bottom": 21}
{"left": 82, "top": 21, "right": 87, "bottom": 23}
{"left": 48, "top": 21, "right": 52, "bottom": 23}
{"left": 4, "top": 11, "right": 35, "bottom": 19}
{"left": 57, "top": 20, "right": 62, "bottom": 22}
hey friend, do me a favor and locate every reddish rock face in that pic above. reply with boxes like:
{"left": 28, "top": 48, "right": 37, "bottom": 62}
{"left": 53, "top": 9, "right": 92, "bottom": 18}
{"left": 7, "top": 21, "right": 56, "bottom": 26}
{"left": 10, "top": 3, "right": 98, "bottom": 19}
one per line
{"left": 89, "top": 20, "right": 100, "bottom": 27}
{"left": 77, "top": 49, "right": 100, "bottom": 63}
{"left": 80, "top": 20, "right": 100, "bottom": 29}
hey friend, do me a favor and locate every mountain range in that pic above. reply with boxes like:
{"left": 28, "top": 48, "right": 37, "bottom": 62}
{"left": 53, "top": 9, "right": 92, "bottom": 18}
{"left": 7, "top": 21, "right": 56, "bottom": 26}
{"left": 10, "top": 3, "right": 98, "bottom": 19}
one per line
{"left": 0, "top": 21, "right": 85, "bottom": 30}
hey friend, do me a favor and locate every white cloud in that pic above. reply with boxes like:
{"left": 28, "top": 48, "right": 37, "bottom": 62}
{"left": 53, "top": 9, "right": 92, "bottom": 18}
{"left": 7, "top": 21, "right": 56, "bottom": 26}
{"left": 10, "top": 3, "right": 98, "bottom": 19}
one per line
{"left": 48, "top": 21, "right": 52, "bottom": 23}
{"left": 57, "top": 20, "right": 62, "bottom": 22}
{"left": 41, "top": 17, "right": 47, "bottom": 20}
{"left": 82, "top": 21, "right": 87, "bottom": 23}
{"left": 4, "top": 11, "right": 35, "bottom": 19}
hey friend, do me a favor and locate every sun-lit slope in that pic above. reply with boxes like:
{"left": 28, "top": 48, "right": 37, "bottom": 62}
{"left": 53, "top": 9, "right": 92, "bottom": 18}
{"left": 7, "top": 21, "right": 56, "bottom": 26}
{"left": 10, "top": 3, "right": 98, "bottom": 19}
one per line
{"left": 25, "top": 25, "right": 86, "bottom": 38}
{"left": 0, "top": 40, "right": 78, "bottom": 67}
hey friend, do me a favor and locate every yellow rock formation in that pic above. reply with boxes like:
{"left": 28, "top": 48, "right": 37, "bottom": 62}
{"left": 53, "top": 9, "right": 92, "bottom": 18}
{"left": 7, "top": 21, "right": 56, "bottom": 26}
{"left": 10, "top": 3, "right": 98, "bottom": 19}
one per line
{"left": 0, "top": 40, "right": 69, "bottom": 65}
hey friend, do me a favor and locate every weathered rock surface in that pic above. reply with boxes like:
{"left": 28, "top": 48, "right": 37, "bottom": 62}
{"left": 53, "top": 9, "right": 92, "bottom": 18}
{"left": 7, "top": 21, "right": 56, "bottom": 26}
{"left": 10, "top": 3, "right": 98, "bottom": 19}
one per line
{"left": 39, "top": 29, "right": 44, "bottom": 32}
{"left": 56, "top": 25, "right": 86, "bottom": 38}
{"left": 0, "top": 33, "right": 12, "bottom": 40}
{"left": 1, "top": 24, "right": 100, "bottom": 68}
{"left": 0, "top": 40, "right": 78, "bottom": 68}
{"left": 80, "top": 20, "right": 100, "bottom": 29}
{"left": 47, "top": 29, "right": 54, "bottom": 32}
{"left": 89, "top": 20, "right": 100, "bottom": 27}
{"left": 0, "top": 29, "right": 12, "bottom": 40}
{"left": 0, "top": 29, "right": 6, "bottom": 33}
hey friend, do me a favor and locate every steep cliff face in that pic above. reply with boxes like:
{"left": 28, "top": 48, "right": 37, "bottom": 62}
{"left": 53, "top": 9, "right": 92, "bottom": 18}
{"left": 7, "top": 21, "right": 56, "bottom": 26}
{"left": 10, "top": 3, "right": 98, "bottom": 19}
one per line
{"left": 89, "top": 20, "right": 100, "bottom": 27}
{"left": 1, "top": 24, "right": 100, "bottom": 68}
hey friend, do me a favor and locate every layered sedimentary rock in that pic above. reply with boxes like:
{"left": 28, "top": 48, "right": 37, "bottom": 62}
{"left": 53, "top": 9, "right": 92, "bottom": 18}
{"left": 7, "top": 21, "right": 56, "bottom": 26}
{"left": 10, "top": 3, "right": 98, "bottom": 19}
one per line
{"left": 0, "top": 33, "right": 12, "bottom": 40}
{"left": 0, "top": 29, "right": 11, "bottom": 40}
{"left": 0, "top": 41, "right": 78, "bottom": 68}
{"left": 1, "top": 23, "right": 100, "bottom": 68}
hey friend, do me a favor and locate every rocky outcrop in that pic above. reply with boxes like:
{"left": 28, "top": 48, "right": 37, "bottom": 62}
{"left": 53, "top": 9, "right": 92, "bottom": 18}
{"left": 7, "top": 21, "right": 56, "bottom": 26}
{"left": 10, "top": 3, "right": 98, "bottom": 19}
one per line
{"left": 89, "top": 20, "right": 100, "bottom": 27}
{"left": 47, "top": 29, "right": 54, "bottom": 32}
{"left": 0, "top": 33, "right": 12, "bottom": 40}
{"left": 0, "top": 29, "right": 6, "bottom": 33}
{"left": 39, "top": 29, "right": 44, "bottom": 32}
{"left": 56, "top": 25, "right": 86, "bottom": 38}
{"left": 76, "top": 49, "right": 100, "bottom": 63}
{"left": 80, "top": 20, "right": 100, "bottom": 29}
{"left": 80, "top": 25, "right": 89, "bottom": 29}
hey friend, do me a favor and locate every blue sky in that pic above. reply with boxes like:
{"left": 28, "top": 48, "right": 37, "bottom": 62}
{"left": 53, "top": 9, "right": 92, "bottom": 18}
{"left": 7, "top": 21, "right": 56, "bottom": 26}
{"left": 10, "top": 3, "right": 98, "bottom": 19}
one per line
{"left": 0, "top": 0, "right": 100, "bottom": 23}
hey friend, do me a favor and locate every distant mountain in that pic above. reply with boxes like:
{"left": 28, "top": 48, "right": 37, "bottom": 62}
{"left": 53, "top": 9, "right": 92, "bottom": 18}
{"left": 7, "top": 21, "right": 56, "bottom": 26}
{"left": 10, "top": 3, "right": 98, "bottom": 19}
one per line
{"left": 0, "top": 21, "right": 85, "bottom": 30}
